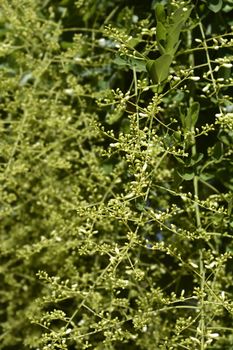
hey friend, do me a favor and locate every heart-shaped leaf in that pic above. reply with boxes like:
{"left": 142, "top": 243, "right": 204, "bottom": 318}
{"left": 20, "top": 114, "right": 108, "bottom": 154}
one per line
{"left": 146, "top": 54, "right": 172, "bottom": 84}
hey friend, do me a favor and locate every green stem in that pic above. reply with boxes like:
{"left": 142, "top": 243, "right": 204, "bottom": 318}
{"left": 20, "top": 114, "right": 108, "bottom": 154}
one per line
{"left": 188, "top": 26, "right": 205, "bottom": 350}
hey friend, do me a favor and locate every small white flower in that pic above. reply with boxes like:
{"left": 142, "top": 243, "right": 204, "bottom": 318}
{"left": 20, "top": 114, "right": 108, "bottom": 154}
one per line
{"left": 74, "top": 55, "right": 82, "bottom": 62}
{"left": 98, "top": 38, "right": 106, "bottom": 47}
{"left": 202, "top": 84, "right": 210, "bottom": 92}
{"left": 142, "top": 162, "right": 147, "bottom": 172}
{"left": 222, "top": 63, "right": 232, "bottom": 68}
{"left": 209, "top": 333, "right": 219, "bottom": 338}
{"left": 65, "top": 328, "right": 72, "bottom": 335}
{"left": 190, "top": 261, "right": 198, "bottom": 268}
{"left": 109, "top": 142, "right": 119, "bottom": 147}
{"left": 132, "top": 15, "right": 139, "bottom": 23}
{"left": 64, "top": 89, "right": 73, "bottom": 96}
{"left": 190, "top": 76, "right": 200, "bottom": 81}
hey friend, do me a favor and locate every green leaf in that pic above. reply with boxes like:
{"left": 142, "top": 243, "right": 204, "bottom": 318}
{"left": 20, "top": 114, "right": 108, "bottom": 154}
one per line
{"left": 155, "top": 5, "right": 193, "bottom": 57}
{"left": 218, "top": 131, "right": 232, "bottom": 146}
{"left": 186, "top": 102, "right": 200, "bottom": 130}
{"left": 146, "top": 59, "right": 155, "bottom": 80}
{"left": 166, "top": 6, "right": 193, "bottom": 55}
{"left": 213, "top": 141, "right": 224, "bottom": 160}
{"left": 156, "top": 21, "right": 167, "bottom": 55}
{"left": 179, "top": 108, "right": 186, "bottom": 128}
{"left": 189, "top": 153, "right": 204, "bottom": 166}
{"left": 166, "top": 21, "right": 183, "bottom": 55}
{"left": 146, "top": 54, "right": 172, "bottom": 84}
{"left": 113, "top": 56, "right": 147, "bottom": 72}
{"left": 172, "top": 6, "right": 193, "bottom": 24}
{"left": 228, "top": 196, "right": 233, "bottom": 216}
{"left": 102, "top": 162, "right": 113, "bottom": 175}
{"left": 174, "top": 155, "right": 185, "bottom": 164}
{"left": 200, "top": 172, "right": 214, "bottom": 181}
{"left": 208, "top": 0, "right": 223, "bottom": 13}
{"left": 155, "top": 4, "right": 166, "bottom": 24}
{"left": 106, "top": 110, "right": 123, "bottom": 124}
{"left": 173, "top": 131, "right": 182, "bottom": 142}
{"left": 178, "top": 169, "right": 195, "bottom": 181}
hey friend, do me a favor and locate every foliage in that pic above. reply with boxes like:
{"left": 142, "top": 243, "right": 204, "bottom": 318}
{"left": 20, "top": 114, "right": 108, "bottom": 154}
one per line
{"left": 0, "top": 0, "right": 233, "bottom": 349}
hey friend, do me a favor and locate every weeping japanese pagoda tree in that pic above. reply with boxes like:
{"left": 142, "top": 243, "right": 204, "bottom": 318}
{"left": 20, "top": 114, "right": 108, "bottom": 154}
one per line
{"left": 0, "top": 0, "right": 233, "bottom": 349}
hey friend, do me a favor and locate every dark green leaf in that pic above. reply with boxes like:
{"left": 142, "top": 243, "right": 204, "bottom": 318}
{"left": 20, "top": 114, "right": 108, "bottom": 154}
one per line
{"left": 186, "top": 102, "right": 200, "bottom": 130}
{"left": 218, "top": 131, "right": 232, "bottom": 146}
{"left": 174, "top": 155, "right": 185, "bottom": 164}
{"left": 178, "top": 170, "right": 195, "bottom": 180}
{"left": 200, "top": 172, "right": 215, "bottom": 181}
{"left": 179, "top": 108, "right": 186, "bottom": 128}
{"left": 166, "top": 21, "right": 183, "bottom": 55}
{"left": 146, "top": 54, "right": 172, "bottom": 84}
{"left": 189, "top": 153, "right": 204, "bottom": 166}
{"left": 228, "top": 196, "right": 233, "bottom": 216}
{"left": 156, "top": 21, "right": 167, "bottom": 55}
{"left": 213, "top": 142, "right": 224, "bottom": 160}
